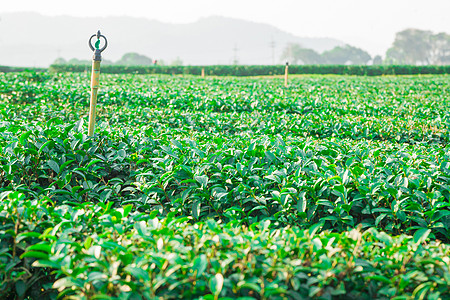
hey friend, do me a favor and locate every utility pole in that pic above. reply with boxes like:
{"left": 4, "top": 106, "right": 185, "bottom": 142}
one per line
{"left": 233, "top": 44, "right": 239, "bottom": 65}
{"left": 289, "top": 43, "right": 293, "bottom": 63}
{"left": 270, "top": 38, "right": 276, "bottom": 65}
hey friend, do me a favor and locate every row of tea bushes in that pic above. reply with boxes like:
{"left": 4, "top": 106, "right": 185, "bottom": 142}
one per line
{"left": 1, "top": 117, "right": 449, "bottom": 241}
{"left": 48, "top": 64, "right": 450, "bottom": 76}
{"left": 2, "top": 192, "right": 449, "bottom": 299}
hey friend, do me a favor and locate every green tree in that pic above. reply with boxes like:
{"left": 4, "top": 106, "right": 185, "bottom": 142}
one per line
{"left": 170, "top": 57, "right": 183, "bottom": 66}
{"left": 430, "top": 32, "right": 450, "bottom": 64}
{"left": 116, "top": 52, "right": 153, "bottom": 65}
{"left": 52, "top": 57, "right": 113, "bottom": 65}
{"left": 53, "top": 57, "right": 67, "bottom": 64}
{"left": 372, "top": 55, "right": 383, "bottom": 65}
{"left": 68, "top": 58, "right": 91, "bottom": 65}
{"left": 385, "top": 29, "right": 432, "bottom": 64}
{"left": 322, "top": 45, "right": 371, "bottom": 65}
{"left": 280, "top": 43, "right": 324, "bottom": 64}
{"left": 385, "top": 29, "right": 450, "bottom": 65}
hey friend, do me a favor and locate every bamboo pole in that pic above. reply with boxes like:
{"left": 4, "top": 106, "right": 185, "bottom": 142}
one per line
{"left": 88, "top": 60, "right": 101, "bottom": 136}
{"left": 284, "top": 62, "right": 289, "bottom": 88}
{"left": 87, "top": 30, "right": 107, "bottom": 136}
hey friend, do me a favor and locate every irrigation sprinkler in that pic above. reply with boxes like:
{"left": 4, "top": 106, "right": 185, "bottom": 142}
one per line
{"left": 284, "top": 62, "right": 289, "bottom": 88}
{"left": 88, "top": 30, "right": 108, "bottom": 136}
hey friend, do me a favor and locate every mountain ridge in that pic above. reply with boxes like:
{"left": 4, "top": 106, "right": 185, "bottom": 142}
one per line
{"left": 0, "top": 12, "right": 344, "bottom": 67}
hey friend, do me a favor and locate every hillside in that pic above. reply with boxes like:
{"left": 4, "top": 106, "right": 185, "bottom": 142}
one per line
{"left": 0, "top": 12, "right": 343, "bottom": 67}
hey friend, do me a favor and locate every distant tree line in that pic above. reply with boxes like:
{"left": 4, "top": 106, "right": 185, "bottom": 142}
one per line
{"left": 281, "top": 44, "right": 373, "bottom": 65}
{"left": 281, "top": 28, "right": 450, "bottom": 65}
{"left": 54, "top": 53, "right": 186, "bottom": 67}
{"left": 49, "top": 64, "right": 450, "bottom": 76}
{"left": 385, "top": 29, "right": 450, "bottom": 65}
{"left": 54, "top": 28, "right": 449, "bottom": 67}
{"left": 54, "top": 53, "right": 161, "bottom": 66}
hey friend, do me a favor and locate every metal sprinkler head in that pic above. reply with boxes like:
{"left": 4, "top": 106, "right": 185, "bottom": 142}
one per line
{"left": 88, "top": 30, "right": 108, "bottom": 61}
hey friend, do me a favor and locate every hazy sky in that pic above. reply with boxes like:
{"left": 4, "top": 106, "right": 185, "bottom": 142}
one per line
{"left": 2, "top": 0, "right": 450, "bottom": 56}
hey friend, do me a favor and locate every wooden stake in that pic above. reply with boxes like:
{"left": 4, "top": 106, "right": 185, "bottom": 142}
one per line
{"left": 201, "top": 67, "right": 205, "bottom": 78}
{"left": 88, "top": 60, "right": 101, "bottom": 136}
{"left": 284, "top": 62, "right": 289, "bottom": 88}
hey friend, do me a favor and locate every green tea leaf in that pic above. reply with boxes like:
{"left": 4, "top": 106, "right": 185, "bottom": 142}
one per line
{"left": 193, "top": 254, "right": 207, "bottom": 277}
{"left": 414, "top": 228, "right": 431, "bottom": 244}
{"left": 47, "top": 160, "right": 60, "bottom": 174}
{"left": 209, "top": 273, "right": 224, "bottom": 296}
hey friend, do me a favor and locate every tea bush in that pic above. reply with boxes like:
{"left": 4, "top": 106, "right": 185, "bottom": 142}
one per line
{"left": 2, "top": 192, "right": 449, "bottom": 299}
{"left": 0, "top": 72, "right": 449, "bottom": 298}
{"left": 48, "top": 64, "right": 450, "bottom": 76}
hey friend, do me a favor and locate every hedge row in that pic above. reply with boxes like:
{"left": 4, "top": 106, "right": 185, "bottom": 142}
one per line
{"left": 0, "top": 66, "right": 46, "bottom": 73}
{"left": 48, "top": 64, "right": 450, "bottom": 76}
{"left": 1, "top": 192, "right": 450, "bottom": 299}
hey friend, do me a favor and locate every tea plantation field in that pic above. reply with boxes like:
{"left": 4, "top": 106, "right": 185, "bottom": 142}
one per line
{"left": 1, "top": 72, "right": 450, "bottom": 299}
